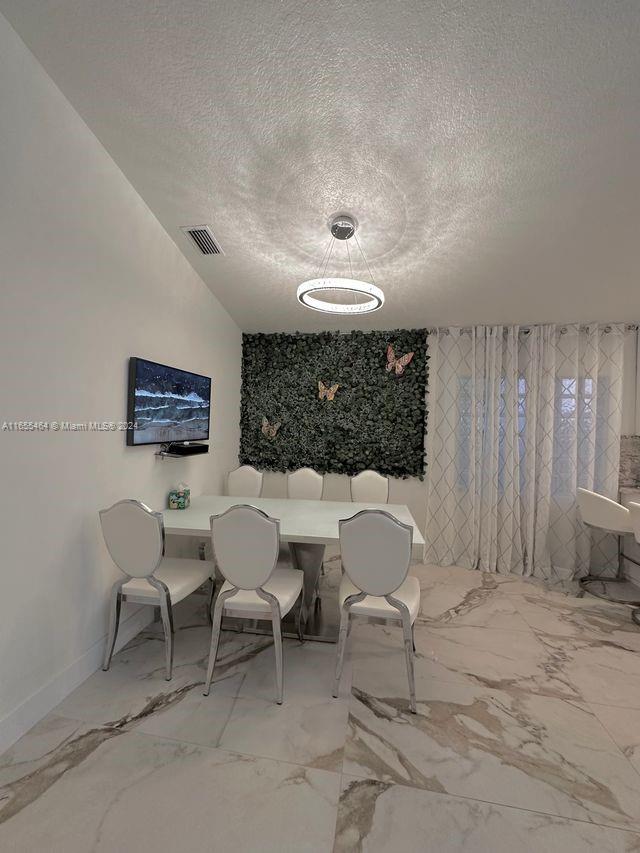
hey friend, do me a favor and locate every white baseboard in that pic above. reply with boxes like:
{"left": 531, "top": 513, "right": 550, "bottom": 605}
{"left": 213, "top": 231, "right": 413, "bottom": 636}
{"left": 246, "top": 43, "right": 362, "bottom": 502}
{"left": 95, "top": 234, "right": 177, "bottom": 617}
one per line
{"left": 0, "top": 606, "right": 153, "bottom": 755}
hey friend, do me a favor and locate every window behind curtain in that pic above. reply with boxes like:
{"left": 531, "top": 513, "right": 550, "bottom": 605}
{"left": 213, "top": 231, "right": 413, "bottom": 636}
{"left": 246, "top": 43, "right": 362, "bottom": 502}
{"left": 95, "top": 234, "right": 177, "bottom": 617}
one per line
{"left": 551, "top": 377, "right": 611, "bottom": 496}
{"left": 457, "top": 374, "right": 527, "bottom": 494}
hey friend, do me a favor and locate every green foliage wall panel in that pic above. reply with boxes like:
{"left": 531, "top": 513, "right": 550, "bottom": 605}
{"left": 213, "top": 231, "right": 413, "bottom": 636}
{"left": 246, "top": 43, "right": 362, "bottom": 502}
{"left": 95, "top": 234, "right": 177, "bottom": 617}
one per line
{"left": 239, "top": 329, "right": 428, "bottom": 479}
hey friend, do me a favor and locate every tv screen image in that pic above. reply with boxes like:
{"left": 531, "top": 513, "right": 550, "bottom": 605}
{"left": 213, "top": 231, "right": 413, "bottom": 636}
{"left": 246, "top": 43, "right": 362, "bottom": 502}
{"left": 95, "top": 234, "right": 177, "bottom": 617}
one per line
{"left": 127, "top": 358, "right": 211, "bottom": 446}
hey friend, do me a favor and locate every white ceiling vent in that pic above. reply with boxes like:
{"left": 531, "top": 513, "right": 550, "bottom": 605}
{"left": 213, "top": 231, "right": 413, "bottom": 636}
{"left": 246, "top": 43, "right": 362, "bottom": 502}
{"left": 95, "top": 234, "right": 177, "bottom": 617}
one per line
{"left": 181, "top": 225, "right": 223, "bottom": 255}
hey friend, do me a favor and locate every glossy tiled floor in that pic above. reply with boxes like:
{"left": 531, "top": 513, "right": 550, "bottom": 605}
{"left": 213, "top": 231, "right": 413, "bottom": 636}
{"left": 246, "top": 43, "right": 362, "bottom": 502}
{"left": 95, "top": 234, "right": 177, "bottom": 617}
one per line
{"left": 2, "top": 564, "right": 640, "bottom": 852}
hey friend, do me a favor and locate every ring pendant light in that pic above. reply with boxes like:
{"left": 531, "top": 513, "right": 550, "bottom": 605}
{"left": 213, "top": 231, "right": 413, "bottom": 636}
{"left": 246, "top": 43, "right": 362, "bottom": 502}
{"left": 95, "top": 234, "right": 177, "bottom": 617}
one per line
{"left": 297, "top": 215, "right": 384, "bottom": 315}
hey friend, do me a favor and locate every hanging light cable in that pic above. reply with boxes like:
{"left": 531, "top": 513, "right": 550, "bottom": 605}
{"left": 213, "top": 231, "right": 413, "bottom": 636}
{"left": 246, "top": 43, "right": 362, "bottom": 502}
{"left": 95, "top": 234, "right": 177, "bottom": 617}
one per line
{"left": 296, "top": 214, "right": 384, "bottom": 315}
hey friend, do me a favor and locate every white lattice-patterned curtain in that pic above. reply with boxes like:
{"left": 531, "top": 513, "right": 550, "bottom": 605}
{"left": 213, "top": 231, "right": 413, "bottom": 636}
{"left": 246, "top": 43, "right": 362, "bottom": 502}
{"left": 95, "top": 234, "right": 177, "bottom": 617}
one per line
{"left": 424, "top": 323, "right": 627, "bottom": 578}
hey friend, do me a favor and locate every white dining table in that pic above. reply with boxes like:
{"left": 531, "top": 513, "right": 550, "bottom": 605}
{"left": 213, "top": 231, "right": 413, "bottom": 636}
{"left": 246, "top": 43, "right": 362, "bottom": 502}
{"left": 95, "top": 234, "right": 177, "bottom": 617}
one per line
{"left": 163, "top": 494, "right": 425, "bottom": 641}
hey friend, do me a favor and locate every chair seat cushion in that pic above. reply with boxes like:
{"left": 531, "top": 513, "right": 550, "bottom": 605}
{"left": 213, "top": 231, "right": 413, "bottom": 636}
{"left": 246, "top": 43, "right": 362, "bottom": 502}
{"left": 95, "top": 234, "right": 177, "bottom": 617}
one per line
{"left": 339, "top": 575, "right": 420, "bottom": 622}
{"left": 123, "top": 558, "right": 214, "bottom": 605}
{"left": 220, "top": 569, "right": 303, "bottom": 617}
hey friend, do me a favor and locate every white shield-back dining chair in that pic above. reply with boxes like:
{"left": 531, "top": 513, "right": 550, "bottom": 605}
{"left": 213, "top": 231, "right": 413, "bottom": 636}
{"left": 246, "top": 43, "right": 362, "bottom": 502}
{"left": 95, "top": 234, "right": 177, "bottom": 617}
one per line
{"left": 99, "top": 500, "right": 215, "bottom": 680}
{"left": 227, "top": 465, "right": 263, "bottom": 497}
{"left": 333, "top": 510, "right": 420, "bottom": 713}
{"left": 350, "top": 470, "right": 389, "bottom": 504}
{"left": 204, "top": 505, "right": 305, "bottom": 704}
{"left": 576, "top": 488, "right": 639, "bottom": 602}
{"left": 287, "top": 468, "right": 324, "bottom": 500}
{"left": 286, "top": 467, "right": 325, "bottom": 601}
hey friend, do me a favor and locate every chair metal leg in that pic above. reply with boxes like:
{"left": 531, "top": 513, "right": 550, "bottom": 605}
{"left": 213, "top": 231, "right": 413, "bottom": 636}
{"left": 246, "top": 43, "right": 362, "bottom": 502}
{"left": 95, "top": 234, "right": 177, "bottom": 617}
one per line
{"left": 333, "top": 592, "right": 365, "bottom": 699}
{"left": 314, "top": 566, "right": 323, "bottom": 612}
{"left": 295, "top": 583, "right": 306, "bottom": 644}
{"left": 207, "top": 577, "right": 216, "bottom": 625}
{"left": 402, "top": 615, "right": 417, "bottom": 714}
{"left": 255, "top": 588, "right": 284, "bottom": 704}
{"left": 386, "top": 593, "right": 417, "bottom": 714}
{"left": 272, "top": 609, "right": 284, "bottom": 704}
{"left": 159, "top": 591, "right": 174, "bottom": 680}
{"left": 203, "top": 595, "right": 226, "bottom": 696}
{"left": 147, "top": 577, "right": 174, "bottom": 680}
{"left": 411, "top": 623, "right": 416, "bottom": 653}
{"left": 103, "top": 579, "right": 125, "bottom": 671}
{"left": 579, "top": 535, "right": 640, "bottom": 605}
{"left": 332, "top": 609, "right": 350, "bottom": 699}
{"left": 617, "top": 534, "right": 625, "bottom": 579}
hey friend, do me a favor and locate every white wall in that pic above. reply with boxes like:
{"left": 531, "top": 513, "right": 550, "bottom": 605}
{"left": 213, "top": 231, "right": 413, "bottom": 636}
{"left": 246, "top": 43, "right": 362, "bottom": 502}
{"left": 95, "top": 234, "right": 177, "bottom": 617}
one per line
{"left": 0, "top": 14, "right": 241, "bottom": 752}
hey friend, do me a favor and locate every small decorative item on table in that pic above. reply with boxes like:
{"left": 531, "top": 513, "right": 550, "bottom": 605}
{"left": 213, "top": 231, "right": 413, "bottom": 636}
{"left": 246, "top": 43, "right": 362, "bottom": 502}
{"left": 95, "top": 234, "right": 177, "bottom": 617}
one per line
{"left": 168, "top": 482, "right": 190, "bottom": 510}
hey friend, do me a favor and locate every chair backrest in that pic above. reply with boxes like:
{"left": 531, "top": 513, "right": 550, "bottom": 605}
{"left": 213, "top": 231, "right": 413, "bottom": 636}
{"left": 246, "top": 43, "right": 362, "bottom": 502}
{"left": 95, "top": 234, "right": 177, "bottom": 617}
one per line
{"left": 227, "top": 465, "right": 263, "bottom": 498}
{"left": 628, "top": 502, "right": 640, "bottom": 544}
{"left": 99, "top": 500, "right": 164, "bottom": 578}
{"left": 287, "top": 468, "right": 323, "bottom": 500}
{"left": 576, "top": 488, "right": 631, "bottom": 534}
{"left": 210, "top": 505, "right": 279, "bottom": 590}
{"left": 339, "top": 510, "right": 412, "bottom": 597}
{"left": 350, "top": 470, "right": 389, "bottom": 504}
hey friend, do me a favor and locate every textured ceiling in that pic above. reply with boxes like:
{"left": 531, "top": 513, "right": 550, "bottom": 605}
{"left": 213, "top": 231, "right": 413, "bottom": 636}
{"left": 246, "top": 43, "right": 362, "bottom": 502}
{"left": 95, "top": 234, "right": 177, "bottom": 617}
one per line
{"left": 2, "top": 1, "right": 640, "bottom": 332}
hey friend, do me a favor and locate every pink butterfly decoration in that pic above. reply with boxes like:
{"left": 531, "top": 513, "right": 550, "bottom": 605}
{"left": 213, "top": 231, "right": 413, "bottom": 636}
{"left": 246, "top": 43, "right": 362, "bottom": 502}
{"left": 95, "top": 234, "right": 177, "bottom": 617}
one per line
{"left": 386, "top": 344, "right": 414, "bottom": 376}
{"left": 318, "top": 381, "right": 340, "bottom": 401}
{"left": 261, "top": 417, "right": 281, "bottom": 439}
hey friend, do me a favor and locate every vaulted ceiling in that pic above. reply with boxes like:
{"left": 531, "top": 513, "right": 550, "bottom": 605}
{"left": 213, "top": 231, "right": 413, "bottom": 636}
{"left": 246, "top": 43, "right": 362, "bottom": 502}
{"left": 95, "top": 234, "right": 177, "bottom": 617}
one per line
{"left": 2, "top": 0, "right": 639, "bottom": 331}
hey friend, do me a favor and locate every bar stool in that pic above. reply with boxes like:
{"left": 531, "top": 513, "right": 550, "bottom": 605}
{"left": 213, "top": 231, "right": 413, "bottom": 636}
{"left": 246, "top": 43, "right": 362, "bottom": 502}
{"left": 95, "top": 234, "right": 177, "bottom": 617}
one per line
{"left": 577, "top": 488, "right": 640, "bottom": 608}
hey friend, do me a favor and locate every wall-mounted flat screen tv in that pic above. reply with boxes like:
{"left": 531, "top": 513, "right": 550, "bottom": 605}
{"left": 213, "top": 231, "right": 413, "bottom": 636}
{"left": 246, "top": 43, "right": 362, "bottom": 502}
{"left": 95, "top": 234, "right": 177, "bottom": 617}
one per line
{"left": 126, "top": 357, "right": 211, "bottom": 446}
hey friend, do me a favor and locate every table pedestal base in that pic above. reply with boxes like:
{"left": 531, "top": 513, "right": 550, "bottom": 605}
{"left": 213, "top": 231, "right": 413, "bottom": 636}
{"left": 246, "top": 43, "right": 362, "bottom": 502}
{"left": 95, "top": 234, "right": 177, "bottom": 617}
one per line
{"left": 222, "top": 547, "right": 342, "bottom": 643}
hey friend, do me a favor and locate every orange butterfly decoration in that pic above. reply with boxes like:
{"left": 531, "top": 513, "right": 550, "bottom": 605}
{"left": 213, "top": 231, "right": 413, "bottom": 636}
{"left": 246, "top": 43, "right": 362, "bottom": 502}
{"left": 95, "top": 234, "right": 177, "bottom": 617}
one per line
{"left": 261, "top": 417, "right": 281, "bottom": 439}
{"left": 386, "top": 344, "right": 414, "bottom": 376}
{"left": 318, "top": 381, "right": 340, "bottom": 401}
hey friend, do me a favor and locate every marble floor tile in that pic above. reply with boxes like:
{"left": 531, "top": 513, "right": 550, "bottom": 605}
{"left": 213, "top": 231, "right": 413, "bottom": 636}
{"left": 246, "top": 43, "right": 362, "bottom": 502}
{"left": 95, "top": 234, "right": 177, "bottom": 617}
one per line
{"left": 0, "top": 726, "right": 340, "bottom": 853}
{"left": 3, "top": 578, "right": 640, "bottom": 851}
{"left": 343, "top": 676, "right": 640, "bottom": 830}
{"left": 536, "top": 632, "right": 640, "bottom": 710}
{"left": 0, "top": 714, "right": 90, "bottom": 788}
{"left": 350, "top": 621, "right": 580, "bottom": 700}
{"left": 134, "top": 686, "right": 237, "bottom": 748}
{"left": 237, "top": 637, "right": 352, "bottom": 703}
{"left": 412, "top": 563, "right": 493, "bottom": 588}
{"left": 417, "top": 580, "right": 533, "bottom": 631}
{"left": 590, "top": 705, "right": 640, "bottom": 775}
{"left": 334, "top": 776, "right": 640, "bottom": 853}
{"left": 513, "top": 592, "right": 640, "bottom": 648}
{"left": 54, "top": 626, "right": 272, "bottom": 726}
{"left": 413, "top": 563, "right": 576, "bottom": 598}
{"left": 488, "top": 571, "right": 580, "bottom": 597}
{"left": 218, "top": 694, "right": 348, "bottom": 771}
